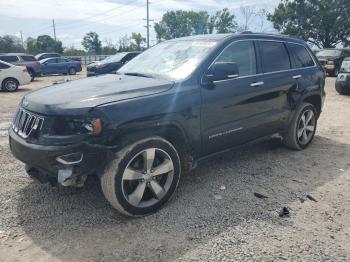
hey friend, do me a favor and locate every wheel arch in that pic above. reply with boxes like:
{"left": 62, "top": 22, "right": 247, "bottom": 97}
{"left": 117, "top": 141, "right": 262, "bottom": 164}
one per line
{"left": 109, "top": 123, "right": 194, "bottom": 172}
{"left": 1, "top": 77, "right": 19, "bottom": 88}
{"left": 303, "top": 94, "right": 322, "bottom": 118}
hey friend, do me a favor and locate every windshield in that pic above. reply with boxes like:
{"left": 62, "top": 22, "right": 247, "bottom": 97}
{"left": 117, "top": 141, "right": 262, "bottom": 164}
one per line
{"left": 317, "top": 49, "right": 342, "bottom": 57}
{"left": 102, "top": 53, "right": 126, "bottom": 63}
{"left": 118, "top": 40, "right": 217, "bottom": 80}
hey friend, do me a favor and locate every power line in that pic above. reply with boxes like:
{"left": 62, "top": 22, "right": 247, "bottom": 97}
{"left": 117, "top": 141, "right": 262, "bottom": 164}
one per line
{"left": 55, "top": 0, "right": 140, "bottom": 30}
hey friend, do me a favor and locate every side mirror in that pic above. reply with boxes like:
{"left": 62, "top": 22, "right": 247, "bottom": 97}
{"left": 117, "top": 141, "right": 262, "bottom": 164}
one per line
{"left": 202, "top": 62, "right": 239, "bottom": 86}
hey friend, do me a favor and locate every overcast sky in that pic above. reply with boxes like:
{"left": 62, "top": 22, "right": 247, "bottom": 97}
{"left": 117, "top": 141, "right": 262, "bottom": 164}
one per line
{"left": 0, "top": 0, "right": 280, "bottom": 49}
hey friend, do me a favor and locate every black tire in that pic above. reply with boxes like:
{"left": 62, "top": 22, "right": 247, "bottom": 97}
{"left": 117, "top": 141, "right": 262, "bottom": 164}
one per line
{"left": 28, "top": 69, "right": 35, "bottom": 81}
{"left": 101, "top": 136, "right": 181, "bottom": 216}
{"left": 283, "top": 102, "right": 318, "bottom": 150}
{"left": 2, "top": 78, "right": 19, "bottom": 92}
{"left": 335, "top": 84, "right": 350, "bottom": 95}
{"left": 68, "top": 67, "right": 76, "bottom": 75}
{"left": 333, "top": 68, "right": 339, "bottom": 77}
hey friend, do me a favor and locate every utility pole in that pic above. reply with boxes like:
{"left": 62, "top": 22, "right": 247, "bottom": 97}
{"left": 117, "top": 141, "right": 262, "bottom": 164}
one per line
{"left": 20, "top": 31, "right": 24, "bottom": 49}
{"left": 146, "top": 0, "right": 149, "bottom": 48}
{"left": 52, "top": 19, "right": 57, "bottom": 41}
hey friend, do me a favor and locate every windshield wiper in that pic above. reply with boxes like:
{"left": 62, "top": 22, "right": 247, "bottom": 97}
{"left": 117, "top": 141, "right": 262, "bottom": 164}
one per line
{"left": 123, "top": 72, "right": 154, "bottom": 78}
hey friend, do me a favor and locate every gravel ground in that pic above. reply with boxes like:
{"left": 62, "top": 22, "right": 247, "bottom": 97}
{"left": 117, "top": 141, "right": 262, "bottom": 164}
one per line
{"left": 0, "top": 75, "right": 349, "bottom": 261}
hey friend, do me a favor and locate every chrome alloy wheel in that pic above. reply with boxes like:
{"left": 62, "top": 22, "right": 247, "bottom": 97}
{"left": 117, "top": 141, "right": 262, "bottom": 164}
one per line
{"left": 297, "top": 109, "right": 316, "bottom": 145}
{"left": 5, "top": 80, "right": 18, "bottom": 91}
{"left": 121, "top": 148, "right": 174, "bottom": 208}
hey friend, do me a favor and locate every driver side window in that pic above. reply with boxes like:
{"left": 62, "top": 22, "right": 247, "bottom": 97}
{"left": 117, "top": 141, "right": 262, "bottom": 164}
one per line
{"left": 216, "top": 41, "right": 257, "bottom": 77}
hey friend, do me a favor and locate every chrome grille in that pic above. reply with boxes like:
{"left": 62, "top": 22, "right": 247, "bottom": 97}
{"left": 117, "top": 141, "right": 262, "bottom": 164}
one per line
{"left": 12, "top": 108, "right": 44, "bottom": 138}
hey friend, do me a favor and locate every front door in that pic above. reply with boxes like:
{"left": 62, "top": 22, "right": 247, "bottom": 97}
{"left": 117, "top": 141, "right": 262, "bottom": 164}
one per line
{"left": 201, "top": 40, "right": 267, "bottom": 154}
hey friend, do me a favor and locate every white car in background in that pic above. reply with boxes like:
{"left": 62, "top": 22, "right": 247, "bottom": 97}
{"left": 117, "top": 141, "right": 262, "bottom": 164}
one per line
{"left": 0, "top": 60, "right": 31, "bottom": 92}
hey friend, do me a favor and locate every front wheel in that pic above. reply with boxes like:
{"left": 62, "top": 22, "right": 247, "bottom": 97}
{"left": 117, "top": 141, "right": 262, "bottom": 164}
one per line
{"left": 333, "top": 68, "right": 339, "bottom": 77}
{"left": 283, "top": 103, "right": 318, "bottom": 150}
{"left": 101, "top": 137, "right": 181, "bottom": 216}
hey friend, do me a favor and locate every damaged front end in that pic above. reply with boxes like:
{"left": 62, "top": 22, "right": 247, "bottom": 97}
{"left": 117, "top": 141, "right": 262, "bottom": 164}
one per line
{"left": 9, "top": 106, "right": 114, "bottom": 188}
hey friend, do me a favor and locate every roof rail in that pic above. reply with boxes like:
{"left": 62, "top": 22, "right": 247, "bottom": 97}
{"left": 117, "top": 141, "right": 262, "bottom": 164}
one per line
{"left": 241, "top": 31, "right": 253, "bottom": 34}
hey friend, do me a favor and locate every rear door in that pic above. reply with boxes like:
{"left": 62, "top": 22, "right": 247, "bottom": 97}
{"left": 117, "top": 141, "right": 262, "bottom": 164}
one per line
{"left": 287, "top": 42, "right": 323, "bottom": 98}
{"left": 56, "top": 58, "right": 69, "bottom": 73}
{"left": 257, "top": 40, "right": 297, "bottom": 132}
{"left": 0, "top": 62, "right": 11, "bottom": 83}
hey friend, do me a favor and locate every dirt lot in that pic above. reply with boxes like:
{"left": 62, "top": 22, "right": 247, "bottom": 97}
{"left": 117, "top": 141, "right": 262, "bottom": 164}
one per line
{"left": 0, "top": 75, "right": 349, "bottom": 261}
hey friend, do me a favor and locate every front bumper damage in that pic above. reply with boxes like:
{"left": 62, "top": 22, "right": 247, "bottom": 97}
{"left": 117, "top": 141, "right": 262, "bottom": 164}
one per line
{"left": 9, "top": 128, "right": 109, "bottom": 187}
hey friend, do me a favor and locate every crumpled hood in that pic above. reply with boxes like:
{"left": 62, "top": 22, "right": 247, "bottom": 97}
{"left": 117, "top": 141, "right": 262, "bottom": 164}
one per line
{"left": 23, "top": 74, "right": 174, "bottom": 115}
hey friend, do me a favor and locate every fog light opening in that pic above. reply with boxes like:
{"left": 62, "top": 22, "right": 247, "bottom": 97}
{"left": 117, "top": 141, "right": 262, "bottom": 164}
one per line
{"left": 56, "top": 152, "right": 83, "bottom": 165}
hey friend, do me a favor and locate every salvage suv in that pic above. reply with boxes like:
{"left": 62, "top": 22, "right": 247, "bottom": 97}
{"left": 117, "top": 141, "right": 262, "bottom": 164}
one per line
{"left": 9, "top": 33, "right": 325, "bottom": 216}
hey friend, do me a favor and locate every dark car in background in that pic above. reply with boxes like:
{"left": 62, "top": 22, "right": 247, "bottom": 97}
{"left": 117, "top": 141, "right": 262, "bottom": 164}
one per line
{"left": 316, "top": 48, "right": 350, "bottom": 76}
{"left": 87, "top": 51, "right": 140, "bottom": 77}
{"left": 335, "top": 57, "right": 350, "bottom": 95}
{"left": 9, "top": 33, "right": 325, "bottom": 216}
{"left": 35, "top": 53, "right": 61, "bottom": 61}
{"left": 0, "top": 53, "right": 41, "bottom": 81}
{"left": 40, "top": 57, "right": 82, "bottom": 75}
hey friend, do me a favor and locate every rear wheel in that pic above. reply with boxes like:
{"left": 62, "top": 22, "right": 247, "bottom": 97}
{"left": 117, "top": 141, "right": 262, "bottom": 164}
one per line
{"left": 101, "top": 137, "right": 181, "bottom": 216}
{"left": 283, "top": 103, "right": 317, "bottom": 150}
{"left": 2, "top": 78, "right": 19, "bottom": 92}
{"left": 68, "top": 67, "right": 76, "bottom": 75}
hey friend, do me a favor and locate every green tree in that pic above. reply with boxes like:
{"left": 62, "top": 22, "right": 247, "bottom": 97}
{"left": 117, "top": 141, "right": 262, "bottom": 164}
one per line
{"left": 154, "top": 10, "right": 210, "bottom": 41}
{"left": 154, "top": 21, "right": 171, "bottom": 42}
{"left": 269, "top": 0, "right": 350, "bottom": 48}
{"left": 26, "top": 35, "right": 63, "bottom": 54}
{"left": 212, "top": 8, "right": 238, "bottom": 33}
{"left": 82, "top": 32, "right": 102, "bottom": 54}
{"left": 63, "top": 46, "right": 86, "bottom": 56}
{"left": 0, "top": 35, "right": 25, "bottom": 53}
{"left": 117, "top": 35, "right": 135, "bottom": 52}
{"left": 131, "top": 32, "right": 146, "bottom": 50}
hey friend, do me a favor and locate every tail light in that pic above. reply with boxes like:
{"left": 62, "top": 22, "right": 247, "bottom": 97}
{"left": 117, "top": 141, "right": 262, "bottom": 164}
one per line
{"left": 22, "top": 68, "right": 28, "bottom": 73}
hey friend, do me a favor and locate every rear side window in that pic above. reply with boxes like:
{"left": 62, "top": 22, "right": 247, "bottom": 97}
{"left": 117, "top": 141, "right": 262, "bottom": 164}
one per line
{"left": 260, "top": 41, "right": 290, "bottom": 73}
{"left": 0, "top": 62, "right": 10, "bottom": 69}
{"left": 216, "top": 41, "right": 257, "bottom": 77}
{"left": 45, "top": 58, "right": 57, "bottom": 64}
{"left": 21, "top": 55, "right": 36, "bottom": 62}
{"left": 288, "top": 44, "right": 315, "bottom": 68}
{"left": 45, "top": 54, "right": 59, "bottom": 59}
{"left": 0, "top": 56, "right": 19, "bottom": 63}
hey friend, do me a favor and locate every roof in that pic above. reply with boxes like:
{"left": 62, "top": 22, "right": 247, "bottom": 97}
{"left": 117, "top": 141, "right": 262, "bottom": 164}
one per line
{"left": 35, "top": 52, "right": 60, "bottom": 56}
{"left": 0, "top": 53, "right": 33, "bottom": 56}
{"left": 168, "top": 32, "right": 305, "bottom": 44}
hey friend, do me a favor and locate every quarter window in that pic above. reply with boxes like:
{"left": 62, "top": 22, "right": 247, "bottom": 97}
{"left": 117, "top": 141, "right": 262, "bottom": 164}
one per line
{"left": 21, "top": 56, "right": 36, "bottom": 62}
{"left": 0, "top": 56, "right": 19, "bottom": 63}
{"left": 0, "top": 62, "right": 10, "bottom": 69}
{"left": 45, "top": 59, "right": 57, "bottom": 64}
{"left": 288, "top": 43, "right": 315, "bottom": 68}
{"left": 216, "top": 41, "right": 257, "bottom": 77}
{"left": 261, "top": 41, "right": 290, "bottom": 73}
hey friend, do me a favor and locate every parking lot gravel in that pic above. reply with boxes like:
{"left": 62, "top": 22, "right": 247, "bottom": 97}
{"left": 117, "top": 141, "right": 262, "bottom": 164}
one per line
{"left": 0, "top": 75, "right": 349, "bottom": 261}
